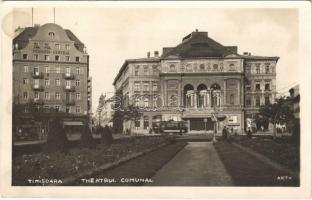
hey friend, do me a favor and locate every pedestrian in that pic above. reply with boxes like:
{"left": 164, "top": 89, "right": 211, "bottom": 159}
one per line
{"left": 222, "top": 126, "right": 228, "bottom": 140}
{"left": 247, "top": 128, "right": 252, "bottom": 139}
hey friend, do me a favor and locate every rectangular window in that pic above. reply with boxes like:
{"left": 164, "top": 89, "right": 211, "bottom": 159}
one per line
{"left": 55, "top": 44, "right": 60, "bottom": 50}
{"left": 75, "top": 57, "right": 80, "bottom": 62}
{"left": 44, "top": 55, "right": 49, "bottom": 61}
{"left": 34, "top": 54, "right": 39, "bottom": 60}
{"left": 45, "top": 79, "right": 50, "bottom": 86}
{"left": 256, "top": 64, "right": 261, "bottom": 74}
{"left": 246, "top": 98, "right": 251, "bottom": 107}
{"left": 255, "top": 83, "right": 261, "bottom": 91}
{"left": 134, "top": 82, "right": 140, "bottom": 91}
{"left": 45, "top": 92, "right": 50, "bottom": 100}
{"left": 246, "top": 85, "right": 251, "bottom": 91}
{"left": 265, "top": 96, "right": 270, "bottom": 105}
{"left": 265, "top": 83, "right": 270, "bottom": 91}
{"left": 24, "top": 66, "right": 28, "bottom": 72}
{"left": 76, "top": 93, "right": 81, "bottom": 100}
{"left": 65, "top": 80, "right": 71, "bottom": 87}
{"left": 23, "top": 92, "right": 28, "bottom": 100}
{"left": 23, "top": 54, "right": 28, "bottom": 59}
{"left": 55, "top": 55, "right": 60, "bottom": 61}
{"left": 34, "top": 42, "right": 39, "bottom": 48}
{"left": 55, "top": 92, "right": 60, "bottom": 100}
{"left": 143, "top": 65, "right": 148, "bottom": 74}
{"left": 152, "top": 82, "right": 158, "bottom": 91}
{"left": 55, "top": 79, "right": 60, "bottom": 86}
{"left": 66, "top": 67, "right": 70, "bottom": 74}
{"left": 152, "top": 65, "right": 158, "bottom": 74}
{"left": 34, "top": 92, "right": 39, "bottom": 100}
{"left": 143, "top": 82, "right": 149, "bottom": 91}
{"left": 65, "top": 56, "right": 70, "bottom": 61}
{"left": 255, "top": 96, "right": 261, "bottom": 107}
{"left": 76, "top": 67, "right": 80, "bottom": 74}
{"left": 44, "top": 66, "right": 49, "bottom": 73}
{"left": 23, "top": 78, "right": 28, "bottom": 85}
{"left": 56, "top": 67, "right": 60, "bottom": 74}
{"left": 66, "top": 44, "right": 70, "bottom": 50}
{"left": 76, "top": 106, "right": 81, "bottom": 113}
{"left": 34, "top": 79, "right": 39, "bottom": 87}
{"left": 265, "top": 65, "right": 270, "bottom": 74}
{"left": 75, "top": 80, "right": 80, "bottom": 87}
{"left": 33, "top": 67, "right": 39, "bottom": 75}
{"left": 144, "top": 116, "right": 149, "bottom": 129}
{"left": 55, "top": 105, "right": 60, "bottom": 112}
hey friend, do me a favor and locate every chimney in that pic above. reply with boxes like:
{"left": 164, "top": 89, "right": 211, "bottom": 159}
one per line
{"left": 154, "top": 51, "right": 159, "bottom": 58}
{"left": 147, "top": 52, "right": 150, "bottom": 58}
{"left": 195, "top": 29, "right": 198, "bottom": 32}
{"left": 248, "top": 52, "right": 251, "bottom": 56}
{"left": 243, "top": 52, "right": 249, "bottom": 56}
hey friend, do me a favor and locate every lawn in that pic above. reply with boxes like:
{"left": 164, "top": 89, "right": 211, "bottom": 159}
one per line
{"left": 70, "top": 141, "right": 187, "bottom": 186}
{"left": 232, "top": 136, "right": 299, "bottom": 172}
{"left": 12, "top": 135, "right": 174, "bottom": 186}
{"left": 214, "top": 141, "right": 299, "bottom": 186}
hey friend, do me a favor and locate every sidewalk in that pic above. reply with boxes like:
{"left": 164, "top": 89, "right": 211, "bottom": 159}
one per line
{"left": 147, "top": 142, "right": 234, "bottom": 186}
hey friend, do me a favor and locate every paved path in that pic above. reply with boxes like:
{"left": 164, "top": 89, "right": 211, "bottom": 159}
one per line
{"left": 147, "top": 142, "right": 234, "bottom": 186}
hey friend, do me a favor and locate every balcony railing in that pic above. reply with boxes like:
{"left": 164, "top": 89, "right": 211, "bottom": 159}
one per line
{"left": 32, "top": 72, "right": 44, "bottom": 79}
{"left": 33, "top": 99, "right": 44, "bottom": 105}
{"left": 63, "top": 85, "right": 76, "bottom": 92}
{"left": 63, "top": 73, "right": 75, "bottom": 80}
{"left": 32, "top": 85, "right": 44, "bottom": 91}
{"left": 63, "top": 99, "right": 76, "bottom": 106}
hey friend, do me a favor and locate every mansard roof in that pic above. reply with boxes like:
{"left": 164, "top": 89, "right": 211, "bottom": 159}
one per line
{"left": 161, "top": 30, "right": 238, "bottom": 59}
{"left": 13, "top": 23, "right": 85, "bottom": 52}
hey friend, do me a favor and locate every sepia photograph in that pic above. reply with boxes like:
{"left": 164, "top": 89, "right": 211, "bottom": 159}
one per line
{"left": 0, "top": 1, "right": 311, "bottom": 198}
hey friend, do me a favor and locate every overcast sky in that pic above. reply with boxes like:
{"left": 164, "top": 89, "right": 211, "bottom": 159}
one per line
{"left": 12, "top": 7, "right": 299, "bottom": 112}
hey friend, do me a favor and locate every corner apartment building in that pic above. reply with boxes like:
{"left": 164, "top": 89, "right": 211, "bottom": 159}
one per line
{"left": 113, "top": 30, "right": 278, "bottom": 134}
{"left": 13, "top": 23, "right": 92, "bottom": 141}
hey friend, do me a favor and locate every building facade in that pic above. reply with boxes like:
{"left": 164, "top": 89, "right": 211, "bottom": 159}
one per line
{"left": 113, "top": 30, "right": 278, "bottom": 134}
{"left": 13, "top": 23, "right": 92, "bottom": 141}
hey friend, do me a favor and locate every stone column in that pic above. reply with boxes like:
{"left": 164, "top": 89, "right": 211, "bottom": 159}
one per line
{"left": 194, "top": 90, "right": 197, "bottom": 108}
{"left": 223, "top": 80, "right": 227, "bottom": 105}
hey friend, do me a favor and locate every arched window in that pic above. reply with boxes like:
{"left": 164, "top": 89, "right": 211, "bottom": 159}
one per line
{"left": 184, "top": 84, "right": 194, "bottom": 107}
{"left": 197, "top": 84, "right": 207, "bottom": 108}
{"left": 210, "top": 83, "right": 221, "bottom": 108}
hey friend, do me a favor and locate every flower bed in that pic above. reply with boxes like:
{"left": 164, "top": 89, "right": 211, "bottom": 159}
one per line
{"left": 12, "top": 135, "right": 172, "bottom": 185}
{"left": 232, "top": 136, "right": 299, "bottom": 172}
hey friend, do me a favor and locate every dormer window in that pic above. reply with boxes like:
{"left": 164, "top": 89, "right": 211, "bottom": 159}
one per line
{"left": 75, "top": 57, "right": 80, "bottom": 62}
{"left": 48, "top": 32, "right": 55, "bottom": 38}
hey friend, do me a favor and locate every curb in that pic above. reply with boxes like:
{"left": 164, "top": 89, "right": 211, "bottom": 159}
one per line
{"left": 232, "top": 142, "right": 299, "bottom": 179}
{"left": 49, "top": 141, "right": 172, "bottom": 186}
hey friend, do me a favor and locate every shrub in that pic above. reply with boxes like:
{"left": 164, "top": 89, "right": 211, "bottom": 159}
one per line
{"left": 80, "top": 125, "right": 97, "bottom": 149}
{"left": 101, "top": 125, "right": 113, "bottom": 145}
{"left": 44, "top": 117, "right": 69, "bottom": 153}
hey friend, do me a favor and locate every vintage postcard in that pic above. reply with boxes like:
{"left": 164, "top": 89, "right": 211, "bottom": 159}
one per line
{"left": 0, "top": 1, "right": 311, "bottom": 198}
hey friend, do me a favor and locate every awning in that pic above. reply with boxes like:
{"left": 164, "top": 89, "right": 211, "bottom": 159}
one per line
{"left": 63, "top": 121, "right": 84, "bottom": 126}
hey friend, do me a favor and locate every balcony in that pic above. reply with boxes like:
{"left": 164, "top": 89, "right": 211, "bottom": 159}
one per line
{"left": 63, "top": 99, "right": 76, "bottom": 106}
{"left": 32, "top": 85, "right": 44, "bottom": 91}
{"left": 63, "top": 85, "right": 76, "bottom": 92}
{"left": 32, "top": 72, "right": 44, "bottom": 79}
{"left": 63, "top": 73, "right": 75, "bottom": 80}
{"left": 33, "top": 99, "right": 44, "bottom": 105}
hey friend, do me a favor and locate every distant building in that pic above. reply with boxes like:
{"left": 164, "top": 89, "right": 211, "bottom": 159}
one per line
{"left": 95, "top": 95, "right": 115, "bottom": 127}
{"left": 289, "top": 85, "right": 300, "bottom": 138}
{"left": 113, "top": 30, "right": 279, "bottom": 134}
{"left": 12, "top": 23, "right": 92, "bottom": 142}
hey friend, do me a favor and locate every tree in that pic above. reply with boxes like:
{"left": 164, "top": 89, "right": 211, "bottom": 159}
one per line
{"left": 96, "top": 93, "right": 106, "bottom": 127}
{"left": 113, "top": 104, "right": 143, "bottom": 135}
{"left": 257, "top": 96, "right": 294, "bottom": 139}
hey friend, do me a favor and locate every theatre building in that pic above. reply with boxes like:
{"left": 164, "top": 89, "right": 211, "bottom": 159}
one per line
{"left": 13, "top": 23, "right": 92, "bottom": 142}
{"left": 114, "top": 30, "right": 278, "bottom": 134}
